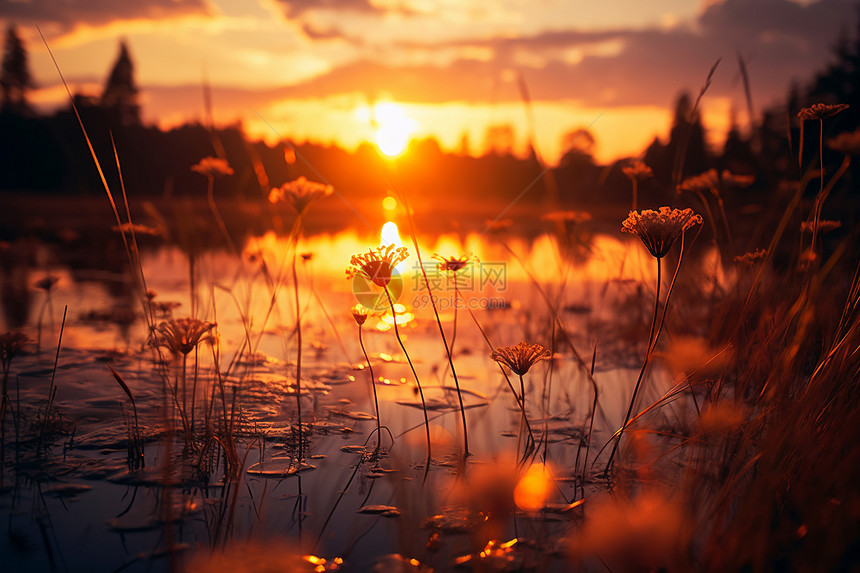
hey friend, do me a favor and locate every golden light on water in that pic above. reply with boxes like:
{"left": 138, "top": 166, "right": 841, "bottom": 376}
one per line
{"left": 514, "top": 463, "right": 554, "bottom": 512}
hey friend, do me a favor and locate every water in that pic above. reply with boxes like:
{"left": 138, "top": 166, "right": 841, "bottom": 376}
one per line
{"left": 0, "top": 217, "right": 691, "bottom": 572}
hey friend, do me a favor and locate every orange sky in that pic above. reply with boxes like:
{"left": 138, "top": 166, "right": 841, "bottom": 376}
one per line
{"left": 2, "top": 0, "right": 855, "bottom": 163}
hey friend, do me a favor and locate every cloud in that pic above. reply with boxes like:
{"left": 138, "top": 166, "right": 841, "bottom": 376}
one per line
{"left": 0, "top": 0, "right": 210, "bottom": 33}
{"left": 272, "top": 0, "right": 856, "bottom": 109}
{"left": 273, "top": 0, "right": 406, "bottom": 17}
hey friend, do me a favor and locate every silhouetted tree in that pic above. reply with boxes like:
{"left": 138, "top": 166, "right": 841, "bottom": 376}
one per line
{"left": 720, "top": 109, "right": 755, "bottom": 174}
{"left": 101, "top": 41, "right": 140, "bottom": 125}
{"left": 0, "top": 24, "right": 33, "bottom": 112}
{"left": 644, "top": 92, "right": 710, "bottom": 186}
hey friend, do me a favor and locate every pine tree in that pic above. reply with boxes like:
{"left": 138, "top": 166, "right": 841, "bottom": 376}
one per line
{"left": 100, "top": 40, "right": 140, "bottom": 125}
{"left": 0, "top": 24, "right": 33, "bottom": 112}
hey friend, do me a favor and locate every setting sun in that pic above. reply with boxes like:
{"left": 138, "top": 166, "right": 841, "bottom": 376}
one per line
{"left": 373, "top": 102, "right": 417, "bottom": 157}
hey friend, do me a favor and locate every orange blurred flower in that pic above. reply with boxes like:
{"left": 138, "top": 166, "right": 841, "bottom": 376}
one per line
{"left": 268, "top": 176, "right": 333, "bottom": 214}
{"left": 191, "top": 156, "right": 234, "bottom": 178}
{"left": 622, "top": 160, "right": 654, "bottom": 181}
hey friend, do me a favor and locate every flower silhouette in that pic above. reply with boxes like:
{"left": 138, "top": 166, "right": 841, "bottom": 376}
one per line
{"left": 346, "top": 244, "right": 408, "bottom": 289}
{"left": 434, "top": 253, "right": 475, "bottom": 274}
{"left": 491, "top": 341, "right": 551, "bottom": 376}
{"left": 622, "top": 160, "right": 654, "bottom": 181}
{"left": 268, "top": 176, "right": 333, "bottom": 214}
{"left": 191, "top": 157, "right": 234, "bottom": 178}
{"left": 154, "top": 318, "right": 216, "bottom": 355}
{"left": 621, "top": 207, "right": 702, "bottom": 259}
{"left": 351, "top": 303, "right": 371, "bottom": 326}
{"left": 0, "top": 331, "right": 30, "bottom": 363}
{"left": 797, "top": 103, "right": 849, "bottom": 121}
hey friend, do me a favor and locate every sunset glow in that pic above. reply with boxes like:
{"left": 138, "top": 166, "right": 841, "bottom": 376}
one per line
{"left": 5, "top": 0, "right": 853, "bottom": 164}
{"left": 0, "top": 1, "right": 856, "bottom": 570}
{"left": 372, "top": 102, "right": 417, "bottom": 157}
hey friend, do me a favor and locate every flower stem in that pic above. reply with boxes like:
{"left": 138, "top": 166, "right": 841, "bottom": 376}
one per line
{"left": 517, "top": 373, "right": 533, "bottom": 461}
{"left": 292, "top": 217, "right": 304, "bottom": 461}
{"left": 385, "top": 287, "right": 431, "bottom": 474}
{"left": 206, "top": 175, "right": 238, "bottom": 257}
{"left": 358, "top": 324, "right": 382, "bottom": 451}
{"left": 604, "top": 256, "right": 661, "bottom": 473}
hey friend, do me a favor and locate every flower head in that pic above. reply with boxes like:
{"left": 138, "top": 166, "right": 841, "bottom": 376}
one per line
{"left": 621, "top": 207, "right": 703, "bottom": 259}
{"left": 798, "top": 103, "right": 849, "bottom": 121}
{"left": 153, "top": 317, "right": 216, "bottom": 355}
{"left": 351, "top": 303, "right": 371, "bottom": 326}
{"left": 191, "top": 157, "right": 234, "bottom": 178}
{"left": 35, "top": 275, "right": 59, "bottom": 292}
{"left": 268, "top": 176, "right": 333, "bottom": 214}
{"left": 622, "top": 160, "right": 654, "bottom": 181}
{"left": 734, "top": 249, "right": 767, "bottom": 266}
{"left": 346, "top": 244, "right": 409, "bottom": 288}
{"left": 491, "top": 341, "right": 551, "bottom": 376}
{"left": 434, "top": 253, "right": 476, "bottom": 274}
{"left": 1, "top": 331, "right": 31, "bottom": 363}
{"left": 678, "top": 169, "right": 719, "bottom": 194}
{"left": 800, "top": 219, "right": 841, "bottom": 233}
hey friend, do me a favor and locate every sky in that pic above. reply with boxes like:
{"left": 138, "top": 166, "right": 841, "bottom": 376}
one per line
{"left": 2, "top": 0, "right": 857, "bottom": 163}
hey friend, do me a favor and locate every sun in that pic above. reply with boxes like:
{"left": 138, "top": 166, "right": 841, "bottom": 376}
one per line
{"left": 372, "top": 102, "right": 417, "bottom": 157}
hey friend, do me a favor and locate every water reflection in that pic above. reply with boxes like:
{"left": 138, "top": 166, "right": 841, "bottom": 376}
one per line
{"left": 0, "top": 213, "right": 719, "bottom": 571}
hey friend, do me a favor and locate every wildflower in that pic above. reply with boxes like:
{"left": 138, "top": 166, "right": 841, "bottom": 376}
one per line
{"left": 191, "top": 156, "right": 234, "bottom": 178}
{"left": 734, "top": 249, "right": 767, "bottom": 265}
{"left": 434, "top": 253, "right": 476, "bottom": 273}
{"left": 678, "top": 169, "right": 719, "bottom": 194}
{"left": 622, "top": 160, "right": 653, "bottom": 181}
{"left": 35, "top": 275, "right": 58, "bottom": 291}
{"left": 351, "top": 303, "right": 370, "bottom": 326}
{"left": 491, "top": 341, "right": 551, "bottom": 376}
{"left": 797, "top": 103, "right": 849, "bottom": 121}
{"left": 621, "top": 207, "right": 703, "bottom": 259}
{"left": 346, "top": 244, "right": 409, "bottom": 289}
{"left": 268, "top": 176, "right": 333, "bottom": 214}
{"left": 153, "top": 317, "right": 216, "bottom": 355}
{"left": 827, "top": 128, "right": 860, "bottom": 155}
{"left": 801, "top": 220, "right": 841, "bottom": 233}
{"left": 0, "top": 331, "right": 30, "bottom": 363}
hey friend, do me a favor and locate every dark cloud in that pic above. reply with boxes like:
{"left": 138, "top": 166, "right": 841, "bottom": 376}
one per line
{"left": 0, "top": 0, "right": 209, "bottom": 32}
{"left": 279, "top": 0, "right": 857, "bottom": 108}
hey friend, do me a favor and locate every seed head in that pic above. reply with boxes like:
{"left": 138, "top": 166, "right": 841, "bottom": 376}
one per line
{"left": 491, "top": 341, "right": 551, "bottom": 376}
{"left": 621, "top": 207, "right": 702, "bottom": 259}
